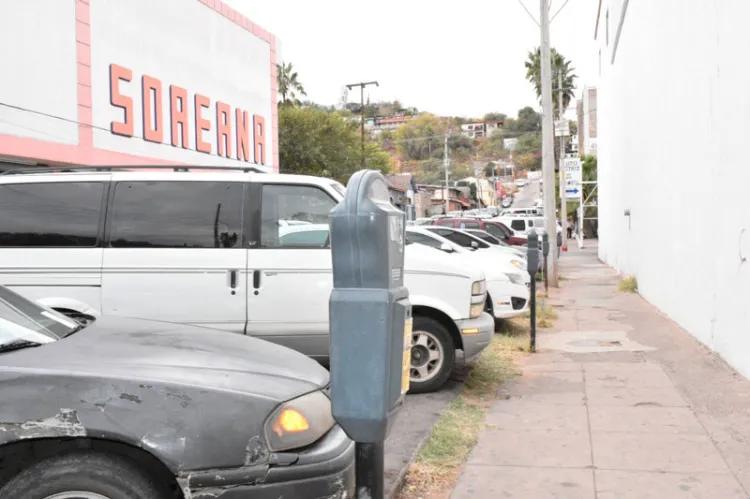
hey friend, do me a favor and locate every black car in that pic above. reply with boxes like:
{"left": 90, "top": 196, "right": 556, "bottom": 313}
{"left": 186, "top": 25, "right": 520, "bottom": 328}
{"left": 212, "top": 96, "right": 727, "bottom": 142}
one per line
{"left": 0, "top": 285, "right": 354, "bottom": 498}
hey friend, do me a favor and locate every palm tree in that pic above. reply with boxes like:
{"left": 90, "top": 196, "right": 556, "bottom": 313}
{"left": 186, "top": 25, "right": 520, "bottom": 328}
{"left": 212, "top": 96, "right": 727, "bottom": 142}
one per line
{"left": 524, "top": 47, "right": 577, "bottom": 119}
{"left": 277, "top": 62, "right": 307, "bottom": 107}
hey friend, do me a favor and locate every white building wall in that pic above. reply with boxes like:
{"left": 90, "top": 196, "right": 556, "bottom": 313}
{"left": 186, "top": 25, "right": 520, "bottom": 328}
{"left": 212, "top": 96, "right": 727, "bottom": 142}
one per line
{"left": 0, "top": 0, "right": 79, "bottom": 145}
{"left": 596, "top": 0, "right": 750, "bottom": 377}
{"left": 90, "top": 0, "right": 273, "bottom": 169}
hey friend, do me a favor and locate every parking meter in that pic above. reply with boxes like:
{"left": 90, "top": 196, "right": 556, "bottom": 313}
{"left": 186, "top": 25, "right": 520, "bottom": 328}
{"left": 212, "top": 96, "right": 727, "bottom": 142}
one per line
{"left": 527, "top": 230, "right": 539, "bottom": 352}
{"left": 541, "top": 232, "right": 550, "bottom": 258}
{"left": 527, "top": 231, "right": 540, "bottom": 275}
{"left": 328, "top": 169, "right": 411, "bottom": 444}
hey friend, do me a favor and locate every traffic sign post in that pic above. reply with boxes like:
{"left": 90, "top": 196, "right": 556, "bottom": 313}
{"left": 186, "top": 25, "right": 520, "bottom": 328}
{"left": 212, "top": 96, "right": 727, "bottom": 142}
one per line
{"left": 564, "top": 157, "right": 583, "bottom": 201}
{"left": 329, "top": 169, "right": 411, "bottom": 499}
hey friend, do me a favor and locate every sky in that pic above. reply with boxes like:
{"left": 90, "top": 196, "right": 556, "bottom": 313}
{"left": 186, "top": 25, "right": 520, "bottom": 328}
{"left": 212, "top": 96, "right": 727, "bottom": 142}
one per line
{"left": 226, "top": 0, "right": 600, "bottom": 120}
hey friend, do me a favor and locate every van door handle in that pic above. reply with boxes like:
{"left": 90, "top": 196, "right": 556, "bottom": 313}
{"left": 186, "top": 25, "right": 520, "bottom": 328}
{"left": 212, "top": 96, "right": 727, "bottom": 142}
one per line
{"left": 228, "top": 270, "right": 238, "bottom": 294}
{"left": 253, "top": 270, "right": 261, "bottom": 293}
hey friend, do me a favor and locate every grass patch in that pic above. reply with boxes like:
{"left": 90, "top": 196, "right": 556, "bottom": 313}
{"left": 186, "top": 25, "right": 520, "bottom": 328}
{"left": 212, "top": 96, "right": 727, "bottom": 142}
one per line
{"left": 618, "top": 275, "right": 638, "bottom": 293}
{"left": 400, "top": 322, "right": 529, "bottom": 496}
{"left": 521, "top": 302, "right": 559, "bottom": 329}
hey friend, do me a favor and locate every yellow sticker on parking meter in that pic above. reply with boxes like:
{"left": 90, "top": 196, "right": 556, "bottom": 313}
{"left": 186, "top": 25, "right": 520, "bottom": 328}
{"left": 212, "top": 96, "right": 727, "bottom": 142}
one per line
{"left": 401, "top": 318, "right": 413, "bottom": 394}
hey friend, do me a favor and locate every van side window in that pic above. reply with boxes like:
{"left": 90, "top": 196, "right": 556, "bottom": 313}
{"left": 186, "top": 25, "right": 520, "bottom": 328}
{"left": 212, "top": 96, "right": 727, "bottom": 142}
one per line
{"left": 261, "top": 184, "right": 336, "bottom": 249}
{"left": 0, "top": 182, "right": 104, "bottom": 247}
{"left": 460, "top": 221, "right": 480, "bottom": 229}
{"left": 109, "top": 181, "right": 242, "bottom": 248}
{"left": 511, "top": 220, "right": 526, "bottom": 232}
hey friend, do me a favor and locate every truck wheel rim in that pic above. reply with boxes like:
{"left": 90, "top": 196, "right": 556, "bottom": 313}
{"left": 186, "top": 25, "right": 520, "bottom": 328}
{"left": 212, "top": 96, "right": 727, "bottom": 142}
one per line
{"left": 44, "top": 493, "right": 111, "bottom": 499}
{"left": 410, "top": 330, "right": 444, "bottom": 383}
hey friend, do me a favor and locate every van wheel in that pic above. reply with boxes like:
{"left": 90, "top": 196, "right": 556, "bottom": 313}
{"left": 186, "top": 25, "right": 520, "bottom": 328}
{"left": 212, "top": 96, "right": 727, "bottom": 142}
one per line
{"left": 409, "top": 316, "right": 455, "bottom": 394}
{"left": 0, "top": 452, "right": 167, "bottom": 499}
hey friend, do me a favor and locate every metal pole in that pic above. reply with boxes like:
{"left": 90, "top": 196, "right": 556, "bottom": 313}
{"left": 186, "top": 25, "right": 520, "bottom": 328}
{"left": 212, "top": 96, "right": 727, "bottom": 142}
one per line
{"left": 540, "top": 0, "right": 558, "bottom": 287}
{"left": 356, "top": 441, "right": 384, "bottom": 499}
{"left": 345, "top": 81, "right": 379, "bottom": 168}
{"left": 558, "top": 71, "right": 568, "bottom": 251}
{"left": 443, "top": 134, "right": 449, "bottom": 213}
{"left": 360, "top": 86, "right": 365, "bottom": 167}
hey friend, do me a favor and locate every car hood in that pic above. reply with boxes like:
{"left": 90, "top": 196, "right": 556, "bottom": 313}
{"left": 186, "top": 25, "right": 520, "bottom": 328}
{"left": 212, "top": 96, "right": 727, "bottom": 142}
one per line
{"left": 1, "top": 316, "right": 329, "bottom": 402}
{"left": 405, "top": 244, "right": 485, "bottom": 281}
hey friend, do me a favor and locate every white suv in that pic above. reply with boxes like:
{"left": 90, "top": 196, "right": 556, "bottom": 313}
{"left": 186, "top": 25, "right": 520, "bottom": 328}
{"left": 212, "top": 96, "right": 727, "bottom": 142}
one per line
{"left": 0, "top": 168, "right": 494, "bottom": 393}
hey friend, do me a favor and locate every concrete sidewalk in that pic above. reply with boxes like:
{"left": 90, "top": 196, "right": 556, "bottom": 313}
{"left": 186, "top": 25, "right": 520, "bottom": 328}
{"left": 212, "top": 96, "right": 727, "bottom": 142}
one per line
{"left": 452, "top": 243, "right": 750, "bottom": 498}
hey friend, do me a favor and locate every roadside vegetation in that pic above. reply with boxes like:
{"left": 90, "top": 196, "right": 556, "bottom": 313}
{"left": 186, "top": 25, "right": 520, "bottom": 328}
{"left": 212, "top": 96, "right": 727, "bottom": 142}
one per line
{"left": 398, "top": 318, "right": 532, "bottom": 498}
{"left": 618, "top": 275, "right": 638, "bottom": 293}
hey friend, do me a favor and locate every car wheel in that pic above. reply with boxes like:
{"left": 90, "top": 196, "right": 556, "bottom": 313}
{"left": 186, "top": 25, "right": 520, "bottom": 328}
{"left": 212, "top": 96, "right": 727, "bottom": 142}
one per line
{"left": 408, "top": 316, "right": 455, "bottom": 394}
{"left": 0, "top": 452, "right": 168, "bottom": 499}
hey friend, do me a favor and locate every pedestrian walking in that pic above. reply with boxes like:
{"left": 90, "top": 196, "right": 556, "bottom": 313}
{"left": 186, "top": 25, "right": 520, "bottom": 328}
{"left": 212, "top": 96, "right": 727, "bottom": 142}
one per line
{"left": 566, "top": 217, "right": 573, "bottom": 238}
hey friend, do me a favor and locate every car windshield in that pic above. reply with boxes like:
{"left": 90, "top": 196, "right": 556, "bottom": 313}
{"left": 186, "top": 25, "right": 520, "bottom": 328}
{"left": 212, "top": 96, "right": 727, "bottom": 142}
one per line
{"left": 0, "top": 286, "right": 76, "bottom": 349}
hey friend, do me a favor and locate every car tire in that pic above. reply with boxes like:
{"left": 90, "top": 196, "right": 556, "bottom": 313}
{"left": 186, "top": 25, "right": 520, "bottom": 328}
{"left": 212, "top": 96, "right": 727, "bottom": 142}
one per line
{"left": 408, "top": 315, "right": 456, "bottom": 394}
{"left": 0, "top": 452, "right": 168, "bottom": 499}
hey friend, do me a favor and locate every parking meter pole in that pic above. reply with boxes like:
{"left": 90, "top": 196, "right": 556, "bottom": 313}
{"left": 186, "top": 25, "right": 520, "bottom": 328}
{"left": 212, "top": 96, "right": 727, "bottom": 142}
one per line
{"left": 356, "top": 441, "right": 385, "bottom": 499}
{"left": 329, "top": 169, "right": 411, "bottom": 499}
{"left": 541, "top": 233, "right": 550, "bottom": 296}
{"left": 527, "top": 231, "right": 539, "bottom": 353}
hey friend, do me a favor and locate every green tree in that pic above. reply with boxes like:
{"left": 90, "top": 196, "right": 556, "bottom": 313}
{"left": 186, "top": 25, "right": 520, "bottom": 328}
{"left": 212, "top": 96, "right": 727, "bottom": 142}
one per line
{"left": 394, "top": 114, "right": 448, "bottom": 161}
{"left": 524, "top": 47, "right": 577, "bottom": 119}
{"left": 276, "top": 62, "right": 307, "bottom": 108}
{"left": 457, "top": 180, "right": 477, "bottom": 200}
{"left": 478, "top": 133, "right": 506, "bottom": 160}
{"left": 503, "top": 107, "right": 541, "bottom": 135}
{"left": 483, "top": 112, "right": 507, "bottom": 122}
{"left": 515, "top": 152, "right": 541, "bottom": 171}
{"left": 278, "top": 107, "right": 390, "bottom": 183}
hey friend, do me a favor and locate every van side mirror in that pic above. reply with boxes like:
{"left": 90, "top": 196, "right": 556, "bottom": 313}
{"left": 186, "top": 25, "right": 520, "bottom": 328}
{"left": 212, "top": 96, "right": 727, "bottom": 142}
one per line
{"left": 440, "top": 242, "right": 454, "bottom": 253}
{"left": 471, "top": 241, "right": 479, "bottom": 249}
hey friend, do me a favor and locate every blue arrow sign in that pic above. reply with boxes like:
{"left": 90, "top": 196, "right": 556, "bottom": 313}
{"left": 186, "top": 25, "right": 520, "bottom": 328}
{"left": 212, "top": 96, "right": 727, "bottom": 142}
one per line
{"left": 566, "top": 188, "right": 580, "bottom": 195}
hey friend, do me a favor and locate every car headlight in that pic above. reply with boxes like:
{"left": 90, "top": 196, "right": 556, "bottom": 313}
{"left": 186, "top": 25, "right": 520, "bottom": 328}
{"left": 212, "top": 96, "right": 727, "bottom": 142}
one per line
{"left": 471, "top": 280, "right": 487, "bottom": 295}
{"left": 470, "top": 300, "right": 485, "bottom": 318}
{"left": 510, "top": 259, "right": 523, "bottom": 269}
{"left": 264, "top": 390, "right": 334, "bottom": 452}
{"left": 507, "top": 273, "right": 525, "bottom": 286}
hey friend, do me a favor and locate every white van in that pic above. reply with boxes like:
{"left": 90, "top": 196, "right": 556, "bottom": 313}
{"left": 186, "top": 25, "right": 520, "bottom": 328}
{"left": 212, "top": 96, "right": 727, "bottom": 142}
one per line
{"left": 0, "top": 169, "right": 494, "bottom": 393}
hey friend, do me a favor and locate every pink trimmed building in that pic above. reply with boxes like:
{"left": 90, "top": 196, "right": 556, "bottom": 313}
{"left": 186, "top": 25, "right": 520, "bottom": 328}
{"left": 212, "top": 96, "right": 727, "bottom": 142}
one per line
{"left": 0, "top": 0, "right": 279, "bottom": 172}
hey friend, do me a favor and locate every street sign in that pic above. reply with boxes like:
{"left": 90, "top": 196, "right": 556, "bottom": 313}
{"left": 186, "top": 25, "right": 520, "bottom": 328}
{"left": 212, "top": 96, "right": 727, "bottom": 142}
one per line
{"left": 563, "top": 157, "right": 582, "bottom": 185}
{"left": 554, "top": 119, "right": 570, "bottom": 137}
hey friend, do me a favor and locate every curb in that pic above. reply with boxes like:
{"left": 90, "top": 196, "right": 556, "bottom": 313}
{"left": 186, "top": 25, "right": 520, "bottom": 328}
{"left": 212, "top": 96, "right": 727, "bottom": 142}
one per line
{"left": 384, "top": 381, "right": 464, "bottom": 499}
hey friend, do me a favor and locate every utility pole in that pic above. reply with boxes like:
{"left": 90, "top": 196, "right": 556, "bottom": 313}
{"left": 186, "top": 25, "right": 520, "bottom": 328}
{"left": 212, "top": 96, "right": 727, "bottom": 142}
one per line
{"left": 558, "top": 72, "right": 568, "bottom": 251}
{"left": 540, "top": 0, "right": 559, "bottom": 286}
{"left": 346, "top": 81, "right": 379, "bottom": 167}
{"left": 443, "top": 134, "right": 450, "bottom": 213}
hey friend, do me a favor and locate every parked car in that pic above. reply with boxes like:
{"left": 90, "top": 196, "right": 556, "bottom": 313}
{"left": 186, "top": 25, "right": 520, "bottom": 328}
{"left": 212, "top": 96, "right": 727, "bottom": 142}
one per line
{"left": 514, "top": 178, "right": 527, "bottom": 187}
{"left": 432, "top": 217, "right": 528, "bottom": 246}
{"left": 418, "top": 226, "right": 531, "bottom": 286}
{"left": 405, "top": 229, "right": 529, "bottom": 319}
{"left": 501, "top": 196, "right": 512, "bottom": 208}
{"left": 464, "top": 229, "right": 543, "bottom": 273}
{"left": 0, "top": 169, "right": 492, "bottom": 394}
{"left": 0, "top": 284, "right": 354, "bottom": 498}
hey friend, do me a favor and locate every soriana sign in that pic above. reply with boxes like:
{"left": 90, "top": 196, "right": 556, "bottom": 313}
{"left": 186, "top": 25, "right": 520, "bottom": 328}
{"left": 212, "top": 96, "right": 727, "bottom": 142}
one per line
{"left": 108, "top": 64, "right": 266, "bottom": 165}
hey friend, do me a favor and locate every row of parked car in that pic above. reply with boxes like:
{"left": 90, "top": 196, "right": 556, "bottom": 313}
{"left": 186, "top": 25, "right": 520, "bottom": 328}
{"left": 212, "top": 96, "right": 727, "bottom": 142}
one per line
{"left": 0, "top": 167, "right": 535, "bottom": 498}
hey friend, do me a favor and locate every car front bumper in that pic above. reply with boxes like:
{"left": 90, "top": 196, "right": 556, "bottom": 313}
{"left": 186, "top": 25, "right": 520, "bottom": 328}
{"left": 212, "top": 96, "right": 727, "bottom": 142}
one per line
{"left": 487, "top": 281, "right": 530, "bottom": 319}
{"left": 184, "top": 425, "right": 355, "bottom": 499}
{"left": 455, "top": 312, "right": 495, "bottom": 361}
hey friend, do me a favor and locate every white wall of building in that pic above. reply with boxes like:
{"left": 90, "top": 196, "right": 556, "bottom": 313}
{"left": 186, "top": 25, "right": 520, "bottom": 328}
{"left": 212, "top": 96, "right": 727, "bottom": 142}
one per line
{"left": 90, "top": 0, "right": 273, "bottom": 169}
{"left": 596, "top": 0, "right": 750, "bottom": 378}
{"left": 0, "top": 0, "right": 79, "bottom": 145}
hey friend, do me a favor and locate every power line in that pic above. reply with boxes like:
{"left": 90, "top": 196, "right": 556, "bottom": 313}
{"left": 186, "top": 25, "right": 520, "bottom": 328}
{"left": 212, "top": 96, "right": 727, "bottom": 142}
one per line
{"left": 550, "top": 0, "right": 571, "bottom": 23}
{"left": 517, "top": 0, "right": 540, "bottom": 26}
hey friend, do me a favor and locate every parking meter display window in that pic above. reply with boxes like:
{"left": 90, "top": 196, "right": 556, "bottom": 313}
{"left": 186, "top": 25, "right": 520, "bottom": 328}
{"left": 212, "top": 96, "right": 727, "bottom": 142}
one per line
{"left": 260, "top": 184, "right": 336, "bottom": 249}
